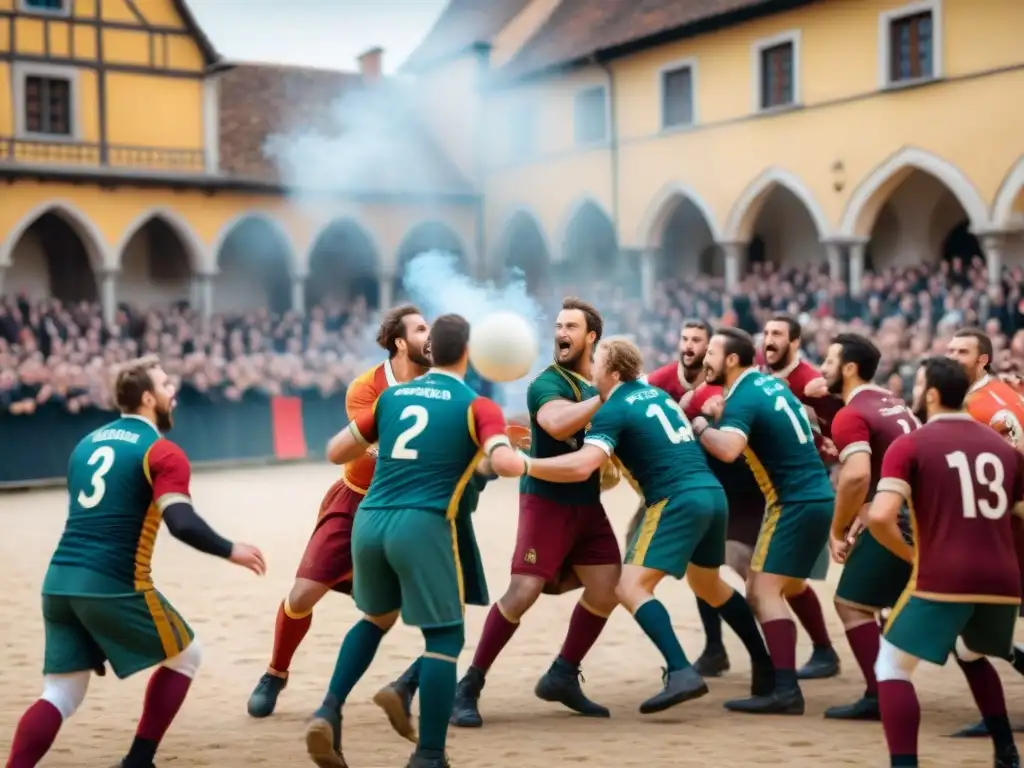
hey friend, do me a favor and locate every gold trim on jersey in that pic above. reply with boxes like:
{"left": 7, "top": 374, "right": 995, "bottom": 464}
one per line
{"left": 550, "top": 364, "right": 584, "bottom": 402}
{"left": 628, "top": 498, "right": 667, "bottom": 565}
{"left": 136, "top": 445, "right": 161, "bottom": 590}
{"left": 443, "top": 405, "right": 485, "bottom": 611}
{"left": 744, "top": 446, "right": 781, "bottom": 572}
{"left": 143, "top": 589, "right": 182, "bottom": 657}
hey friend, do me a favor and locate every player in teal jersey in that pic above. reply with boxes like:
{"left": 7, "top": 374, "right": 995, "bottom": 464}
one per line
{"left": 452, "top": 297, "right": 621, "bottom": 728}
{"left": 523, "top": 337, "right": 774, "bottom": 713}
{"left": 693, "top": 328, "right": 834, "bottom": 716}
{"left": 6, "top": 356, "right": 265, "bottom": 768}
{"left": 305, "top": 314, "right": 527, "bottom": 768}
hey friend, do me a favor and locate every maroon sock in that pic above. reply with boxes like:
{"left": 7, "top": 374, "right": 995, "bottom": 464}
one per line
{"left": 845, "top": 622, "right": 881, "bottom": 696}
{"left": 471, "top": 604, "right": 519, "bottom": 673}
{"left": 786, "top": 587, "right": 832, "bottom": 649}
{"left": 135, "top": 667, "right": 193, "bottom": 745}
{"left": 6, "top": 699, "right": 63, "bottom": 768}
{"left": 559, "top": 601, "right": 608, "bottom": 666}
{"left": 958, "top": 657, "right": 1008, "bottom": 718}
{"left": 878, "top": 679, "right": 920, "bottom": 760}
{"left": 269, "top": 600, "right": 313, "bottom": 675}
{"left": 761, "top": 618, "right": 797, "bottom": 671}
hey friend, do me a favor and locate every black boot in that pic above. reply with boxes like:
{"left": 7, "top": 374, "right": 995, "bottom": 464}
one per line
{"left": 534, "top": 657, "right": 610, "bottom": 717}
{"left": 450, "top": 667, "right": 485, "bottom": 728}
{"left": 638, "top": 667, "right": 709, "bottom": 714}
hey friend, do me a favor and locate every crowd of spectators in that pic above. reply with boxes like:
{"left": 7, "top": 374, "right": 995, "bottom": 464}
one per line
{"left": 2, "top": 255, "right": 1023, "bottom": 416}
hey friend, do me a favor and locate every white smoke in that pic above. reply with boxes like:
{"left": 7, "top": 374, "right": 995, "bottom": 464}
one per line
{"left": 401, "top": 250, "right": 549, "bottom": 413}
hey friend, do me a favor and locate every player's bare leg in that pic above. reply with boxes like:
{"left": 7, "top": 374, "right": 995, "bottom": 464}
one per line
{"left": 451, "top": 574, "right": 545, "bottom": 728}
{"left": 693, "top": 540, "right": 754, "bottom": 677}
{"left": 824, "top": 600, "right": 882, "bottom": 721}
{"left": 616, "top": 565, "right": 708, "bottom": 712}
{"left": 724, "top": 573, "right": 807, "bottom": 715}
{"left": 248, "top": 577, "right": 329, "bottom": 718}
{"left": 532, "top": 562, "right": 617, "bottom": 716}
{"left": 307, "top": 610, "right": 399, "bottom": 768}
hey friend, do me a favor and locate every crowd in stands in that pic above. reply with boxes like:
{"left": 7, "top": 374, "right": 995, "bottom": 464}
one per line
{"left": 2, "top": 256, "right": 1023, "bottom": 416}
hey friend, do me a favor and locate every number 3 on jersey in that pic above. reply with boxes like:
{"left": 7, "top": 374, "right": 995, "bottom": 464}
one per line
{"left": 392, "top": 404, "right": 429, "bottom": 460}
{"left": 77, "top": 445, "right": 116, "bottom": 509}
{"left": 646, "top": 399, "right": 694, "bottom": 443}
{"left": 946, "top": 450, "right": 1008, "bottom": 519}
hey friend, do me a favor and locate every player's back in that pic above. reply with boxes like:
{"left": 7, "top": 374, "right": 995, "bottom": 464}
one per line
{"left": 362, "top": 371, "right": 484, "bottom": 517}
{"left": 967, "top": 376, "right": 1024, "bottom": 448}
{"left": 606, "top": 380, "right": 721, "bottom": 501}
{"left": 50, "top": 415, "right": 163, "bottom": 589}
{"left": 887, "top": 415, "right": 1024, "bottom": 601}
{"left": 730, "top": 369, "right": 833, "bottom": 505}
{"left": 839, "top": 386, "right": 918, "bottom": 495}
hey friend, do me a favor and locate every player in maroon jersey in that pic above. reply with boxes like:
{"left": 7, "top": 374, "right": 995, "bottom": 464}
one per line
{"left": 869, "top": 356, "right": 1024, "bottom": 768}
{"left": 646, "top": 319, "right": 713, "bottom": 410}
{"left": 819, "top": 333, "right": 917, "bottom": 722}
{"left": 762, "top": 315, "right": 841, "bottom": 679}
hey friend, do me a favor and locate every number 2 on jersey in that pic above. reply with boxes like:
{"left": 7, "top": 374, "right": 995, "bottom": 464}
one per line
{"left": 775, "top": 396, "right": 812, "bottom": 443}
{"left": 392, "top": 404, "right": 429, "bottom": 460}
{"left": 77, "top": 445, "right": 115, "bottom": 509}
{"left": 646, "top": 399, "right": 694, "bottom": 444}
{"left": 945, "top": 450, "right": 1008, "bottom": 519}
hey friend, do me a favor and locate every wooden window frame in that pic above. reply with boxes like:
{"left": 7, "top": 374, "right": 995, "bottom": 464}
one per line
{"left": 751, "top": 30, "right": 801, "bottom": 113}
{"left": 14, "top": 63, "right": 81, "bottom": 141}
{"left": 878, "top": 0, "right": 943, "bottom": 89}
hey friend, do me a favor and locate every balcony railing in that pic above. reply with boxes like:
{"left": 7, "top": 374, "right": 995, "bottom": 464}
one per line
{"left": 0, "top": 137, "right": 206, "bottom": 174}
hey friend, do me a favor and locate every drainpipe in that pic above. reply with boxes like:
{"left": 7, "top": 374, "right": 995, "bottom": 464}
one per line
{"left": 473, "top": 43, "right": 492, "bottom": 280}
{"left": 593, "top": 56, "right": 622, "bottom": 276}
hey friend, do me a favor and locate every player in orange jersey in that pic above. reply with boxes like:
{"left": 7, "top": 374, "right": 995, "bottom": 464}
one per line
{"left": 247, "top": 305, "right": 431, "bottom": 719}
{"left": 945, "top": 327, "right": 1024, "bottom": 740}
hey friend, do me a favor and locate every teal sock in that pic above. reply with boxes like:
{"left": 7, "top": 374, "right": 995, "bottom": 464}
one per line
{"left": 419, "top": 625, "right": 465, "bottom": 753}
{"left": 634, "top": 599, "right": 689, "bottom": 672}
{"left": 326, "top": 619, "right": 385, "bottom": 705}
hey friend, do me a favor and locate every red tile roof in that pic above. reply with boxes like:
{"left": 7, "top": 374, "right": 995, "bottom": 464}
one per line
{"left": 217, "top": 64, "right": 475, "bottom": 197}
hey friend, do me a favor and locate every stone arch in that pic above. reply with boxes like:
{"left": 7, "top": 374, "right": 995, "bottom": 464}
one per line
{"left": 840, "top": 148, "right": 989, "bottom": 271}
{"left": 558, "top": 197, "right": 618, "bottom": 288}
{"left": 306, "top": 218, "right": 381, "bottom": 310}
{"left": 839, "top": 147, "right": 989, "bottom": 238}
{"left": 992, "top": 155, "right": 1024, "bottom": 229}
{"left": 212, "top": 213, "right": 295, "bottom": 315}
{"left": 638, "top": 182, "right": 723, "bottom": 278}
{"left": 114, "top": 207, "right": 208, "bottom": 273}
{"left": 394, "top": 220, "right": 470, "bottom": 295}
{"left": 0, "top": 201, "right": 108, "bottom": 302}
{"left": 723, "top": 167, "right": 832, "bottom": 243}
{"left": 494, "top": 208, "right": 551, "bottom": 294}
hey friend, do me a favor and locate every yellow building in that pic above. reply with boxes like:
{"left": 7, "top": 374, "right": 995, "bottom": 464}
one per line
{"left": 405, "top": 0, "right": 1024, "bottom": 298}
{"left": 3, "top": 0, "right": 1024, "bottom": 317}
{"left": 0, "top": 0, "right": 479, "bottom": 321}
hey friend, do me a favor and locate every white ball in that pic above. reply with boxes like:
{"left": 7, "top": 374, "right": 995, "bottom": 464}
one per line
{"left": 469, "top": 311, "right": 539, "bottom": 383}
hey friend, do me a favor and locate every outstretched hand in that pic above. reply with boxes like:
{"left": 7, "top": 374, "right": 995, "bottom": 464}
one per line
{"left": 229, "top": 543, "right": 266, "bottom": 576}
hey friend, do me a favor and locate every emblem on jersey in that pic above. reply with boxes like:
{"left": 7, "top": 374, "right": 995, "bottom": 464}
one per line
{"left": 524, "top": 548, "right": 537, "bottom": 564}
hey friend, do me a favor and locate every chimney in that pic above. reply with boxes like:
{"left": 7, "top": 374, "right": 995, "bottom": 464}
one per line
{"left": 358, "top": 47, "right": 384, "bottom": 83}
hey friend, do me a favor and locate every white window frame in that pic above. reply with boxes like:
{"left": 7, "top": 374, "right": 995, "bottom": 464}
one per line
{"left": 751, "top": 29, "right": 801, "bottom": 113}
{"left": 657, "top": 57, "right": 698, "bottom": 131}
{"left": 13, "top": 62, "right": 81, "bottom": 142}
{"left": 878, "top": 0, "right": 943, "bottom": 90}
{"left": 17, "top": 0, "right": 71, "bottom": 17}
{"left": 573, "top": 85, "right": 609, "bottom": 148}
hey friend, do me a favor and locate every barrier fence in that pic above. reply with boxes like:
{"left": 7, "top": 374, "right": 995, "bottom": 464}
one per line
{"left": 0, "top": 390, "right": 348, "bottom": 488}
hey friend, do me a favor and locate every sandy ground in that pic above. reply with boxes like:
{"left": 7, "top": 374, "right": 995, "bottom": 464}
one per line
{"left": 1, "top": 462, "right": 1021, "bottom": 767}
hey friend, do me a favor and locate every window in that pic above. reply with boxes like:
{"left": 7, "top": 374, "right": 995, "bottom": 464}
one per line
{"left": 19, "top": 0, "right": 69, "bottom": 13}
{"left": 661, "top": 63, "right": 695, "bottom": 129}
{"left": 573, "top": 86, "right": 607, "bottom": 146}
{"left": 752, "top": 30, "right": 800, "bottom": 112}
{"left": 24, "top": 75, "right": 72, "bottom": 136}
{"left": 887, "top": 9, "right": 935, "bottom": 84}
{"left": 760, "top": 43, "right": 794, "bottom": 109}
{"left": 508, "top": 104, "right": 536, "bottom": 160}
